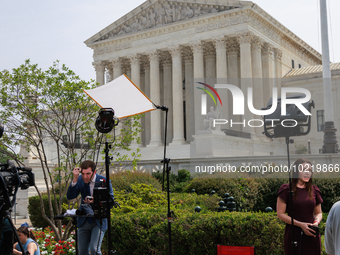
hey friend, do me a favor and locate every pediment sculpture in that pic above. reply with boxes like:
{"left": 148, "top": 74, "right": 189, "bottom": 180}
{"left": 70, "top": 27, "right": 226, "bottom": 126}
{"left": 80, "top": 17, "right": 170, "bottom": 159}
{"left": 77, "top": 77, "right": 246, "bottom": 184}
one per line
{"left": 95, "top": 1, "right": 240, "bottom": 42}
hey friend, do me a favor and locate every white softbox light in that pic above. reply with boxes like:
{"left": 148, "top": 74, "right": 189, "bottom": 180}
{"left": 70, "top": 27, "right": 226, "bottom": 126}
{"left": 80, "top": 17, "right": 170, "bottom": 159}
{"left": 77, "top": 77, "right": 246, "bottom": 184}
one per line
{"left": 84, "top": 74, "right": 155, "bottom": 119}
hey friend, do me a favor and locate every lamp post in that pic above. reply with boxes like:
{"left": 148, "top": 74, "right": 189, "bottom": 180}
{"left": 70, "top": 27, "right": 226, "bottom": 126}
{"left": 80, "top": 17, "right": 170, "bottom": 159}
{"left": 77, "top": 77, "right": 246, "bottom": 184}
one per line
{"left": 320, "top": 0, "right": 338, "bottom": 153}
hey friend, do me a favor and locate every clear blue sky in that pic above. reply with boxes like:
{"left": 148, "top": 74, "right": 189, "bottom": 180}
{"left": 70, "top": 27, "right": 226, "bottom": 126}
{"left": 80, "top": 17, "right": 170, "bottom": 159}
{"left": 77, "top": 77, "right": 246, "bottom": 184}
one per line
{"left": 1, "top": 0, "right": 339, "bottom": 82}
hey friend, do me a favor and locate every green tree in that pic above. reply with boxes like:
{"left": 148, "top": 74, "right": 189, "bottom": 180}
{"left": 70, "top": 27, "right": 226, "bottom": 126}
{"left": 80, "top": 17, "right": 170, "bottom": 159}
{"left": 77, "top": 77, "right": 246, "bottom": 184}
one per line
{"left": 0, "top": 60, "right": 142, "bottom": 240}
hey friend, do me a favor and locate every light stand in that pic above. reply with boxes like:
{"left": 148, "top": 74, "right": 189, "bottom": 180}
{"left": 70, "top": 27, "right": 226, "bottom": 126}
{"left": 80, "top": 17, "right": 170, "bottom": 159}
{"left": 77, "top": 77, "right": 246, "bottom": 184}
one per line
{"left": 263, "top": 95, "right": 314, "bottom": 255}
{"left": 95, "top": 108, "right": 118, "bottom": 255}
{"left": 155, "top": 104, "right": 173, "bottom": 255}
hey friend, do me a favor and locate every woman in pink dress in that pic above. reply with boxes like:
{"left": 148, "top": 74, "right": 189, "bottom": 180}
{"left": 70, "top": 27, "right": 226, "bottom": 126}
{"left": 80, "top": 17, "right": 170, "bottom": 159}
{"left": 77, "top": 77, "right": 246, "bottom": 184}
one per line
{"left": 277, "top": 158, "right": 323, "bottom": 255}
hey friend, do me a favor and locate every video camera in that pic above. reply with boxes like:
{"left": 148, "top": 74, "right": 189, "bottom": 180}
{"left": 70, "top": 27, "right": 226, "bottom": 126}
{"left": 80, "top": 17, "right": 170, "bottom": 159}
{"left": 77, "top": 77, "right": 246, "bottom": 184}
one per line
{"left": 0, "top": 161, "right": 35, "bottom": 212}
{"left": 0, "top": 124, "right": 35, "bottom": 213}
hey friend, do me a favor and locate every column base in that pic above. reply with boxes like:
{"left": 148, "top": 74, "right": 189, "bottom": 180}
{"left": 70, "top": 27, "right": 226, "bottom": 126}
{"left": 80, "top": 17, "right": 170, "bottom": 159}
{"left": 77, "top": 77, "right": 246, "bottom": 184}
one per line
{"left": 147, "top": 140, "right": 163, "bottom": 147}
{"left": 169, "top": 138, "right": 186, "bottom": 146}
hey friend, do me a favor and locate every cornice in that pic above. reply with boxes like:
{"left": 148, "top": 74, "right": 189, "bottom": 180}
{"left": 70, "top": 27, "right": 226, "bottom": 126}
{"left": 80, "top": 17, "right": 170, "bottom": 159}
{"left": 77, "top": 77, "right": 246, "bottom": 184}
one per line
{"left": 91, "top": 4, "right": 322, "bottom": 66}
{"left": 249, "top": 4, "right": 321, "bottom": 65}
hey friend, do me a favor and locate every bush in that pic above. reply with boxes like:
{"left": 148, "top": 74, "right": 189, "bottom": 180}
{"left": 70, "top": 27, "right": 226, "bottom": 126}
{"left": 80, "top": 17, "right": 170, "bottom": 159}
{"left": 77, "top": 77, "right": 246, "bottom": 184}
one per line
{"left": 104, "top": 211, "right": 285, "bottom": 255}
{"left": 28, "top": 194, "right": 69, "bottom": 228}
{"left": 185, "top": 178, "right": 261, "bottom": 212}
{"left": 152, "top": 169, "right": 192, "bottom": 193}
{"left": 110, "top": 171, "right": 162, "bottom": 192}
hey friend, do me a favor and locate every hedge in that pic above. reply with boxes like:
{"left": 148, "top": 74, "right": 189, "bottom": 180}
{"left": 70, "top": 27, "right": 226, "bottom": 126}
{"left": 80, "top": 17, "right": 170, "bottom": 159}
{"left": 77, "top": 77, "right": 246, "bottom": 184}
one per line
{"left": 28, "top": 194, "right": 69, "bottom": 228}
{"left": 104, "top": 211, "right": 286, "bottom": 255}
{"left": 185, "top": 178, "right": 340, "bottom": 213}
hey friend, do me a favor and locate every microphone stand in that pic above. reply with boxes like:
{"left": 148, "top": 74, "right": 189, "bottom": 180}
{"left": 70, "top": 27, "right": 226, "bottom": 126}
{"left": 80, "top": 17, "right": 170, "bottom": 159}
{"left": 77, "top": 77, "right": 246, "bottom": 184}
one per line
{"left": 286, "top": 136, "right": 297, "bottom": 255}
{"left": 104, "top": 136, "right": 116, "bottom": 255}
{"left": 155, "top": 104, "right": 173, "bottom": 255}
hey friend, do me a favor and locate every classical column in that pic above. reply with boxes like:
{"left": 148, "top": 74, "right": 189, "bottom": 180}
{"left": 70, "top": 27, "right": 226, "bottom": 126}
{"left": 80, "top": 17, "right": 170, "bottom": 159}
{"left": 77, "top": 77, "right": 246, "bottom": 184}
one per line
{"left": 274, "top": 49, "right": 283, "bottom": 96}
{"left": 106, "top": 62, "right": 114, "bottom": 82}
{"left": 213, "top": 36, "right": 228, "bottom": 120}
{"left": 162, "top": 54, "right": 173, "bottom": 144}
{"left": 169, "top": 45, "right": 185, "bottom": 144}
{"left": 205, "top": 44, "right": 216, "bottom": 80}
{"left": 227, "top": 38, "right": 240, "bottom": 131}
{"left": 146, "top": 50, "right": 162, "bottom": 146}
{"left": 144, "top": 65, "right": 151, "bottom": 146}
{"left": 112, "top": 57, "right": 122, "bottom": 79}
{"left": 184, "top": 48, "right": 194, "bottom": 142}
{"left": 262, "top": 43, "right": 275, "bottom": 104}
{"left": 93, "top": 61, "right": 105, "bottom": 86}
{"left": 128, "top": 54, "right": 141, "bottom": 87}
{"left": 128, "top": 53, "right": 142, "bottom": 145}
{"left": 237, "top": 32, "right": 254, "bottom": 134}
{"left": 251, "top": 37, "right": 265, "bottom": 136}
{"left": 189, "top": 41, "right": 205, "bottom": 133}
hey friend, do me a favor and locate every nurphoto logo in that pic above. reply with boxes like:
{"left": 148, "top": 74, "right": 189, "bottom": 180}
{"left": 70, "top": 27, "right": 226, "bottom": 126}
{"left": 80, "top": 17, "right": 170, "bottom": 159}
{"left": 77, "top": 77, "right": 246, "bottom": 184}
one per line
{"left": 197, "top": 82, "right": 312, "bottom": 128}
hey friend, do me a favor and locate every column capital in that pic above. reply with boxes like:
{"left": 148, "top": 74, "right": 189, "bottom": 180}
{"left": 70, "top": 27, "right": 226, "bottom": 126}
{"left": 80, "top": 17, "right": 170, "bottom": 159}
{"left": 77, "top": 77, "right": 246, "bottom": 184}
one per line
{"left": 251, "top": 37, "right": 264, "bottom": 51}
{"left": 274, "top": 48, "right": 283, "bottom": 61}
{"left": 92, "top": 61, "right": 105, "bottom": 72}
{"left": 109, "top": 57, "right": 122, "bottom": 69}
{"left": 127, "top": 53, "right": 140, "bottom": 65}
{"left": 262, "top": 42, "right": 275, "bottom": 56}
{"left": 212, "top": 36, "right": 226, "bottom": 50}
{"left": 237, "top": 31, "right": 254, "bottom": 45}
{"left": 226, "top": 38, "right": 239, "bottom": 55}
{"left": 189, "top": 41, "right": 203, "bottom": 54}
{"left": 183, "top": 47, "right": 193, "bottom": 62}
{"left": 168, "top": 45, "right": 182, "bottom": 58}
{"left": 105, "top": 61, "right": 113, "bottom": 72}
{"left": 161, "top": 51, "right": 172, "bottom": 66}
{"left": 146, "top": 50, "right": 160, "bottom": 61}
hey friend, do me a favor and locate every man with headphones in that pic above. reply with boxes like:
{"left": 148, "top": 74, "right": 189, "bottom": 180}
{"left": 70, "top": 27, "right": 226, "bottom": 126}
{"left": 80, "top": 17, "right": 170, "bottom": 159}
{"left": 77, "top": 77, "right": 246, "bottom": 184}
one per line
{"left": 67, "top": 160, "right": 114, "bottom": 255}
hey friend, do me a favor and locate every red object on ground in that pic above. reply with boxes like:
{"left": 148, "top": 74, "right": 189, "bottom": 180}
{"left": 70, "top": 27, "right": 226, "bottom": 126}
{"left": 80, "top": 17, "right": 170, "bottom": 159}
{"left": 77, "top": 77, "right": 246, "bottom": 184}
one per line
{"left": 217, "top": 245, "right": 255, "bottom": 255}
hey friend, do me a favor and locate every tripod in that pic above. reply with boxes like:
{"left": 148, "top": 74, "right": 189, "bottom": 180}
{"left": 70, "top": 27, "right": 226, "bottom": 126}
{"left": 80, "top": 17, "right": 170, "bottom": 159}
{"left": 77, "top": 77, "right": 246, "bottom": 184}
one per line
{"left": 0, "top": 208, "right": 29, "bottom": 255}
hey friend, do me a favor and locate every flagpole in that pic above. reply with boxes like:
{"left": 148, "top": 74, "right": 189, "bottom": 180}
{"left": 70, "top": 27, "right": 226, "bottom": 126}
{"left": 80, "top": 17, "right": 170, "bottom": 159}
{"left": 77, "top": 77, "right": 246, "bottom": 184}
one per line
{"left": 320, "top": 0, "right": 338, "bottom": 153}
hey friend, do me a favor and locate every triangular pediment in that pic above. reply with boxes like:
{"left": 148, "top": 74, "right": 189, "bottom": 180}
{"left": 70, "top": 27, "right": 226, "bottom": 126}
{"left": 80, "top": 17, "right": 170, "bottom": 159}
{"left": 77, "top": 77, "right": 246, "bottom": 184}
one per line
{"left": 85, "top": 0, "right": 245, "bottom": 45}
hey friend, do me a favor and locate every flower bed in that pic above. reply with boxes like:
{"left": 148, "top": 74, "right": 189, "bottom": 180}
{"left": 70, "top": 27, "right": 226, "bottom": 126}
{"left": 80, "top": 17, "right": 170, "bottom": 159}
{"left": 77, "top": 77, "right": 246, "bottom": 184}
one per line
{"left": 33, "top": 226, "right": 75, "bottom": 254}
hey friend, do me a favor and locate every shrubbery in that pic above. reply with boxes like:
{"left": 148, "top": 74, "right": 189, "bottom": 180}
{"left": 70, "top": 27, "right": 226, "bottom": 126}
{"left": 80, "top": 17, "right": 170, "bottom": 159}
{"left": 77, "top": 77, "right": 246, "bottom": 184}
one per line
{"left": 185, "top": 177, "right": 340, "bottom": 213}
{"left": 110, "top": 170, "right": 162, "bottom": 192}
{"left": 106, "top": 210, "right": 286, "bottom": 255}
{"left": 28, "top": 194, "right": 69, "bottom": 228}
{"left": 28, "top": 170, "right": 338, "bottom": 254}
{"left": 152, "top": 169, "right": 192, "bottom": 192}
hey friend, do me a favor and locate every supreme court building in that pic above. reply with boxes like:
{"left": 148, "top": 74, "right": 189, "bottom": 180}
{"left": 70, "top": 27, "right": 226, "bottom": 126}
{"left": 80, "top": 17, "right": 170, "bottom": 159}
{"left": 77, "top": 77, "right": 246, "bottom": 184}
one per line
{"left": 83, "top": 0, "right": 340, "bottom": 162}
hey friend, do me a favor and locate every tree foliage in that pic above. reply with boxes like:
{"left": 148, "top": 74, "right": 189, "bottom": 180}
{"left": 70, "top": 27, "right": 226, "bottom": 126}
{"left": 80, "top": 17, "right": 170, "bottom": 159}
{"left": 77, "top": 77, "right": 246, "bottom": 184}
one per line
{"left": 0, "top": 60, "right": 142, "bottom": 240}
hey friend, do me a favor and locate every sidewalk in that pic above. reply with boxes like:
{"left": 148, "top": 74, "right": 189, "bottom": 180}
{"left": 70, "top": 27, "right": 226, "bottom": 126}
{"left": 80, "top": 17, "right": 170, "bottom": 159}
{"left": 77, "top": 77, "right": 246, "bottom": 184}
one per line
{"left": 12, "top": 217, "right": 32, "bottom": 228}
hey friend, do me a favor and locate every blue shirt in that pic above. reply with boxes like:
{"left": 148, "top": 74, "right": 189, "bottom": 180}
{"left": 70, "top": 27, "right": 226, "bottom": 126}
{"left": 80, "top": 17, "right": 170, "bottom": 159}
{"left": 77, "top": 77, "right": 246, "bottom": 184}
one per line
{"left": 16, "top": 238, "right": 40, "bottom": 255}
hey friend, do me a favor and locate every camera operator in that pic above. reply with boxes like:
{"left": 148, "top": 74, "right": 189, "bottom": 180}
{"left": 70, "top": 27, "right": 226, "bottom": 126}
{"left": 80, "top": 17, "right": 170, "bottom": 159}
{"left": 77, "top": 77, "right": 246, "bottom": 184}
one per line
{"left": 67, "top": 160, "right": 114, "bottom": 255}
{"left": 0, "top": 218, "right": 13, "bottom": 255}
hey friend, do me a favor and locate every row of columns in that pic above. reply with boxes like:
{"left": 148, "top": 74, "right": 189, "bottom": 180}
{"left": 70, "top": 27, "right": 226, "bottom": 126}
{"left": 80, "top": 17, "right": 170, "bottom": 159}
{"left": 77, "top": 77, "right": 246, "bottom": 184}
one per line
{"left": 93, "top": 32, "right": 283, "bottom": 145}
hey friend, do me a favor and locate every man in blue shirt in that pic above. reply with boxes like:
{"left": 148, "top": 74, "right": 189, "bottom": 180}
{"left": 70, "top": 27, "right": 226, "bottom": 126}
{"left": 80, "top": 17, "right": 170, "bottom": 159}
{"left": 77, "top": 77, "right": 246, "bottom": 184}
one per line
{"left": 67, "top": 160, "right": 114, "bottom": 255}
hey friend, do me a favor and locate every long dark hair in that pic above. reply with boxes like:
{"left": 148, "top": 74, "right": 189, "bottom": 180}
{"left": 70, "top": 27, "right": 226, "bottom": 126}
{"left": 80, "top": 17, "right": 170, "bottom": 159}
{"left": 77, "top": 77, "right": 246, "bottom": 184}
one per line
{"left": 17, "top": 226, "right": 36, "bottom": 241}
{"left": 291, "top": 158, "right": 313, "bottom": 200}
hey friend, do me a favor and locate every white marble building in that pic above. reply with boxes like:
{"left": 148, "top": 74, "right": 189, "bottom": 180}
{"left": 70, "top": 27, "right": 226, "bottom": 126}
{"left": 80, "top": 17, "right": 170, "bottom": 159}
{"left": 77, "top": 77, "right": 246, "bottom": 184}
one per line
{"left": 84, "top": 0, "right": 335, "bottom": 160}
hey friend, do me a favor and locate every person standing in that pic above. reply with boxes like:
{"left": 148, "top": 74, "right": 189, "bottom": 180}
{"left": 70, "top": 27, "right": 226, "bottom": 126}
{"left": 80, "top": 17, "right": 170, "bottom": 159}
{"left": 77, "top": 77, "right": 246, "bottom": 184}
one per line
{"left": 67, "top": 160, "right": 114, "bottom": 255}
{"left": 277, "top": 158, "right": 323, "bottom": 255}
{"left": 324, "top": 201, "right": 340, "bottom": 255}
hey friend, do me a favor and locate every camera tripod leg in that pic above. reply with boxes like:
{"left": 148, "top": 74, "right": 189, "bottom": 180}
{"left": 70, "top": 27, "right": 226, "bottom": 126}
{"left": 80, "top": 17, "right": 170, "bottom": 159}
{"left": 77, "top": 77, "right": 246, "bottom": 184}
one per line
{"left": 2, "top": 211, "right": 30, "bottom": 255}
